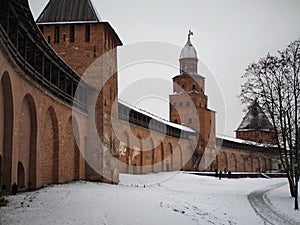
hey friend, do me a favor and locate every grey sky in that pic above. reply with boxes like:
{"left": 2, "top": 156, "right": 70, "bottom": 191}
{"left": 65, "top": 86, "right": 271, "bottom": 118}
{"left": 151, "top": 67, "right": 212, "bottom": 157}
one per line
{"left": 29, "top": 0, "right": 300, "bottom": 137}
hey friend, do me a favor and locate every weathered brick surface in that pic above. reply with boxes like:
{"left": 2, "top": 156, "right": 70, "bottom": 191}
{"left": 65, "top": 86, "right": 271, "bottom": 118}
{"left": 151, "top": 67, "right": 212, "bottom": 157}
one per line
{"left": 0, "top": 49, "right": 88, "bottom": 191}
{"left": 117, "top": 120, "right": 195, "bottom": 173}
{"left": 236, "top": 130, "right": 276, "bottom": 145}
{"left": 210, "top": 146, "right": 274, "bottom": 172}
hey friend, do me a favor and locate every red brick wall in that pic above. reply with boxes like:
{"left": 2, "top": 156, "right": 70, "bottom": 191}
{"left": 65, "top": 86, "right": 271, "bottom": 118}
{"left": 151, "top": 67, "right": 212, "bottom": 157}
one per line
{"left": 117, "top": 120, "right": 195, "bottom": 173}
{"left": 236, "top": 130, "right": 276, "bottom": 144}
{"left": 209, "top": 146, "right": 275, "bottom": 172}
{"left": 0, "top": 49, "right": 88, "bottom": 191}
{"left": 40, "top": 23, "right": 119, "bottom": 76}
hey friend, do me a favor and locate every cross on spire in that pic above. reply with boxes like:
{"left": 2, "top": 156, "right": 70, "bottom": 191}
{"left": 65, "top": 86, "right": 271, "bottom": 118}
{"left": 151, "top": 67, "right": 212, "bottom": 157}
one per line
{"left": 188, "top": 30, "right": 194, "bottom": 38}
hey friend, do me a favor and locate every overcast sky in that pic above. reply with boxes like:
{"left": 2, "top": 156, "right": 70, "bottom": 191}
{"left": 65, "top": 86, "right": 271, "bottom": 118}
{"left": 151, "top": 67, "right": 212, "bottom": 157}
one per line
{"left": 29, "top": 0, "right": 300, "bottom": 137}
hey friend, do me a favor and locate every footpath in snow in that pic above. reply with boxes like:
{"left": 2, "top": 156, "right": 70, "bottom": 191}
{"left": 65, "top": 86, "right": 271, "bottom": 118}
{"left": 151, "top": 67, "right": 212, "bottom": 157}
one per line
{"left": 0, "top": 172, "right": 299, "bottom": 225}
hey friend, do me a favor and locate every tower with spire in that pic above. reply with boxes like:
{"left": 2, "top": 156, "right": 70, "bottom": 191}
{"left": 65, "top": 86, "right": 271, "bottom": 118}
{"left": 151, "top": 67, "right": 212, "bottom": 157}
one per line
{"left": 169, "top": 31, "right": 216, "bottom": 169}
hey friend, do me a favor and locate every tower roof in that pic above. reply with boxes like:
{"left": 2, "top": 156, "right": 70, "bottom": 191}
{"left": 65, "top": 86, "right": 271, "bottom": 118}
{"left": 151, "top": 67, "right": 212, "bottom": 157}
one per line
{"left": 36, "top": 0, "right": 101, "bottom": 25}
{"left": 237, "top": 100, "right": 274, "bottom": 132}
{"left": 180, "top": 34, "right": 198, "bottom": 59}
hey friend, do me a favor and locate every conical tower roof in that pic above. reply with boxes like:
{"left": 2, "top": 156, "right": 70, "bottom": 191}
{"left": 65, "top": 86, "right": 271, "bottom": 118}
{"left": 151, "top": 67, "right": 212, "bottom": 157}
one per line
{"left": 36, "top": 0, "right": 101, "bottom": 24}
{"left": 237, "top": 100, "right": 273, "bottom": 131}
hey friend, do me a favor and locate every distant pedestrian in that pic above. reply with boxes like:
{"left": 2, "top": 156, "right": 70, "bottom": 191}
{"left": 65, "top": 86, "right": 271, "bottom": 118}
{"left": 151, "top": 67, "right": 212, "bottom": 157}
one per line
{"left": 215, "top": 169, "right": 218, "bottom": 178}
{"left": 228, "top": 170, "right": 232, "bottom": 179}
{"left": 219, "top": 170, "right": 222, "bottom": 180}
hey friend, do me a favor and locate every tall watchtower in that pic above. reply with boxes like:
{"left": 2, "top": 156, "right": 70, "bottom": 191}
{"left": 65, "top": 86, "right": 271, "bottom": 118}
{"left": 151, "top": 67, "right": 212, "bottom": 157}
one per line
{"left": 236, "top": 100, "right": 275, "bottom": 144}
{"left": 36, "top": 0, "right": 122, "bottom": 76}
{"left": 36, "top": 0, "right": 123, "bottom": 182}
{"left": 169, "top": 32, "right": 216, "bottom": 169}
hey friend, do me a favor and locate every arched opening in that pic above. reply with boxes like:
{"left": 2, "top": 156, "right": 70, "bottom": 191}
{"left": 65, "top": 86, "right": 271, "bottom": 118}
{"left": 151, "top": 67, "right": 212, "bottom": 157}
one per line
{"left": 175, "top": 145, "right": 183, "bottom": 171}
{"left": 40, "top": 107, "right": 59, "bottom": 185}
{"left": 260, "top": 158, "right": 267, "bottom": 172}
{"left": 17, "top": 162, "right": 25, "bottom": 189}
{"left": 245, "top": 157, "right": 252, "bottom": 172}
{"left": 161, "top": 143, "right": 164, "bottom": 171}
{"left": 150, "top": 138, "right": 155, "bottom": 172}
{"left": 267, "top": 159, "right": 272, "bottom": 170}
{"left": 217, "top": 152, "right": 227, "bottom": 171}
{"left": 1, "top": 73, "right": 14, "bottom": 192}
{"left": 71, "top": 117, "right": 80, "bottom": 180}
{"left": 240, "top": 155, "right": 246, "bottom": 172}
{"left": 18, "top": 94, "right": 37, "bottom": 190}
{"left": 230, "top": 153, "right": 237, "bottom": 172}
{"left": 26, "top": 95, "right": 37, "bottom": 189}
{"left": 50, "top": 108, "right": 59, "bottom": 183}
{"left": 138, "top": 136, "right": 143, "bottom": 174}
{"left": 166, "top": 143, "right": 173, "bottom": 171}
{"left": 252, "top": 157, "right": 260, "bottom": 172}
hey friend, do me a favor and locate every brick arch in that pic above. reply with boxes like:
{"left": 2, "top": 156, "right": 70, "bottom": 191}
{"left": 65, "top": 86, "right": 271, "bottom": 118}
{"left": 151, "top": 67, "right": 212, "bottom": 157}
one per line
{"left": 267, "top": 158, "right": 272, "bottom": 170}
{"left": 252, "top": 157, "right": 260, "bottom": 172}
{"left": 18, "top": 94, "right": 37, "bottom": 190}
{"left": 218, "top": 152, "right": 227, "bottom": 171}
{"left": 176, "top": 145, "right": 183, "bottom": 171}
{"left": 40, "top": 107, "right": 59, "bottom": 185}
{"left": 70, "top": 117, "right": 80, "bottom": 180}
{"left": 245, "top": 157, "right": 252, "bottom": 172}
{"left": 136, "top": 135, "right": 143, "bottom": 174}
{"left": 239, "top": 155, "right": 246, "bottom": 172}
{"left": 150, "top": 138, "right": 155, "bottom": 172}
{"left": 49, "top": 107, "right": 59, "bottom": 183}
{"left": 61, "top": 117, "right": 78, "bottom": 182}
{"left": 17, "top": 162, "right": 25, "bottom": 189}
{"left": 165, "top": 143, "right": 173, "bottom": 172}
{"left": 1, "top": 72, "right": 14, "bottom": 192}
{"left": 160, "top": 142, "right": 164, "bottom": 171}
{"left": 229, "top": 153, "right": 237, "bottom": 172}
{"left": 260, "top": 157, "right": 267, "bottom": 172}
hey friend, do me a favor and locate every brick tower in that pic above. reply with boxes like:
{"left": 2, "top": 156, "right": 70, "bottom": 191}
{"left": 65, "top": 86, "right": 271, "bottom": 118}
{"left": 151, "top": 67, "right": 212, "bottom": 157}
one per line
{"left": 169, "top": 32, "right": 216, "bottom": 170}
{"left": 236, "top": 100, "right": 275, "bottom": 144}
{"left": 37, "top": 0, "right": 123, "bottom": 183}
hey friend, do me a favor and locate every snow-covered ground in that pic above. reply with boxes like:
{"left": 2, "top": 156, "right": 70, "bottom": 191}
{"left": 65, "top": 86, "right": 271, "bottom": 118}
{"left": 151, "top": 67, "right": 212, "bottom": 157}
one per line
{"left": 0, "top": 172, "right": 299, "bottom": 225}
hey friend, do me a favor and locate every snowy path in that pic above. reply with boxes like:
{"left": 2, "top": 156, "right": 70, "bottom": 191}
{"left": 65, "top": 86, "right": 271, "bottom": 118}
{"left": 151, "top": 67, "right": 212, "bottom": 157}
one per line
{"left": 248, "top": 182, "right": 297, "bottom": 225}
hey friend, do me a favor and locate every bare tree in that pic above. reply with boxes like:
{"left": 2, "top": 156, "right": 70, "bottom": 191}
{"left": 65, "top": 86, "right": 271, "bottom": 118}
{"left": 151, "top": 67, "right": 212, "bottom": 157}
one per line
{"left": 240, "top": 39, "right": 300, "bottom": 210}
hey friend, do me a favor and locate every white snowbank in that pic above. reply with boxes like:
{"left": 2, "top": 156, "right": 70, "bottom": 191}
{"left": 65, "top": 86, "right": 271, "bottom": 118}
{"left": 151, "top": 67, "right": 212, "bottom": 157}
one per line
{"left": 0, "top": 172, "right": 298, "bottom": 225}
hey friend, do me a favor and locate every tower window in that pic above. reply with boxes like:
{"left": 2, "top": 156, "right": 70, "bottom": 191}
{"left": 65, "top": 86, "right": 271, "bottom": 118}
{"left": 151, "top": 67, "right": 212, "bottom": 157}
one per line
{"left": 186, "top": 101, "right": 190, "bottom": 107}
{"left": 70, "top": 25, "right": 75, "bottom": 42}
{"left": 85, "top": 24, "right": 90, "bottom": 42}
{"left": 63, "top": 34, "right": 66, "bottom": 42}
{"left": 180, "top": 103, "right": 183, "bottom": 108}
{"left": 47, "top": 35, "right": 51, "bottom": 43}
{"left": 181, "top": 85, "right": 185, "bottom": 91}
{"left": 175, "top": 119, "right": 178, "bottom": 124}
{"left": 54, "top": 26, "right": 60, "bottom": 43}
{"left": 189, "top": 118, "right": 192, "bottom": 124}
{"left": 173, "top": 102, "right": 176, "bottom": 108}
{"left": 192, "top": 85, "right": 196, "bottom": 91}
